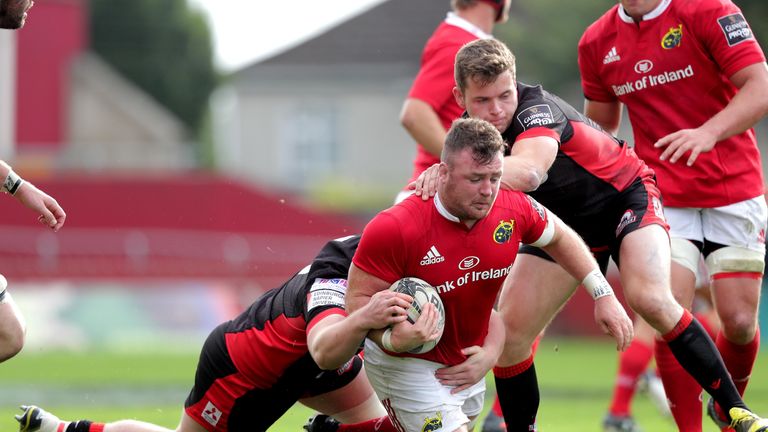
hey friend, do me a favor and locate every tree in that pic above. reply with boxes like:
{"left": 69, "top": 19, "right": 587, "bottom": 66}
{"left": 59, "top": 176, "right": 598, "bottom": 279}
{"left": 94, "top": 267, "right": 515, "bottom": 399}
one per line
{"left": 89, "top": 0, "right": 219, "bottom": 138}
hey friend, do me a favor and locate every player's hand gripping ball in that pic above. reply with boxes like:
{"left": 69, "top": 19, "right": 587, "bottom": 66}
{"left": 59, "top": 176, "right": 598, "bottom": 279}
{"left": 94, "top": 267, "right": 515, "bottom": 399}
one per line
{"left": 388, "top": 277, "right": 446, "bottom": 354}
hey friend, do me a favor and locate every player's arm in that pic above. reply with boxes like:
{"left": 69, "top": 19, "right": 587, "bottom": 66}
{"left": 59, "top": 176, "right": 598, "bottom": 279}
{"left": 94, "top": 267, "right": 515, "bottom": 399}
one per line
{"left": 655, "top": 62, "right": 768, "bottom": 165}
{"left": 0, "top": 160, "right": 66, "bottom": 231}
{"left": 535, "top": 212, "right": 633, "bottom": 351}
{"left": 435, "top": 309, "right": 505, "bottom": 393}
{"left": 400, "top": 98, "right": 448, "bottom": 158}
{"left": 308, "top": 289, "right": 411, "bottom": 370}
{"left": 584, "top": 99, "right": 623, "bottom": 136}
{"left": 501, "top": 135, "right": 558, "bottom": 192}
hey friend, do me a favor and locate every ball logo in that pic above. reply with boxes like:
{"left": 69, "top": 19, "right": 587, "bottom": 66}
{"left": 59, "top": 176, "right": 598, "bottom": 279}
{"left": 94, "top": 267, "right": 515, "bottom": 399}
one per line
{"left": 634, "top": 60, "right": 653, "bottom": 74}
{"left": 459, "top": 256, "right": 480, "bottom": 270}
{"left": 493, "top": 220, "right": 516, "bottom": 244}
{"left": 661, "top": 24, "right": 683, "bottom": 49}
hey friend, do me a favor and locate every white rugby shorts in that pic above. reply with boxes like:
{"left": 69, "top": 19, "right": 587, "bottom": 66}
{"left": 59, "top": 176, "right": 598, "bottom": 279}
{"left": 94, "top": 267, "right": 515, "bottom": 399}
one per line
{"left": 363, "top": 340, "right": 485, "bottom": 432}
{"left": 665, "top": 195, "right": 767, "bottom": 254}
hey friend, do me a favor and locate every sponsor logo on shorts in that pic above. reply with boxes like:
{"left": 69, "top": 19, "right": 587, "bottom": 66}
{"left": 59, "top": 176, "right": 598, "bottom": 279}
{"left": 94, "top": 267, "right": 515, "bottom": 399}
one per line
{"left": 202, "top": 401, "right": 222, "bottom": 427}
{"left": 459, "top": 256, "right": 480, "bottom": 270}
{"left": 616, "top": 209, "right": 637, "bottom": 237}
{"left": 493, "top": 220, "right": 516, "bottom": 244}
{"left": 652, "top": 197, "right": 665, "bottom": 221}
{"left": 420, "top": 246, "right": 445, "bottom": 266}
{"left": 422, "top": 411, "right": 443, "bottom": 432}
{"left": 516, "top": 104, "right": 554, "bottom": 130}
{"left": 718, "top": 13, "right": 752, "bottom": 46}
{"left": 661, "top": 24, "right": 683, "bottom": 49}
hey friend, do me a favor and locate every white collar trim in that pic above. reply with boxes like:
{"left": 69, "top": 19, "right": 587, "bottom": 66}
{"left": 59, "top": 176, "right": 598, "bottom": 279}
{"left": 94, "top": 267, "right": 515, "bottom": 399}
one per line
{"left": 618, "top": 0, "right": 671, "bottom": 23}
{"left": 445, "top": 12, "right": 493, "bottom": 39}
{"left": 434, "top": 193, "right": 460, "bottom": 223}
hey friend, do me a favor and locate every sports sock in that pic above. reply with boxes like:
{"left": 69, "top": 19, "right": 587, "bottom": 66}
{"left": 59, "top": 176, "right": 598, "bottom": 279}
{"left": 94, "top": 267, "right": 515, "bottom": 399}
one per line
{"left": 655, "top": 338, "right": 702, "bottom": 431}
{"left": 663, "top": 310, "right": 747, "bottom": 422}
{"left": 65, "top": 421, "right": 105, "bottom": 432}
{"left": 712, "top": 328, "right": 760, "bottom": 421}
{"left": 694, "top": 311, "right": 717, "bottom": 340}
{"left": 337, "top": 416, "right": 396, "bottom": 432}
{"left": 494, "top": 355, "right": 538, "bottom": 432}
{"left": 531, "top": 335, "right": 541, "bottom": 357}
{"left": 609, "top": 338, "right": 653, "bottom": 416}
{"left": 491, "top": 395, "right": 503, "bottom": 417}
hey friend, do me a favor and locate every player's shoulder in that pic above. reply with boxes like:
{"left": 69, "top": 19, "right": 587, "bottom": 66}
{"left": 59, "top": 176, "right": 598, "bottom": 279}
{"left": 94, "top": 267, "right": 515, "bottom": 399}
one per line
{"left": 580, "top": 5, "right": 620, "bottom": 47}
{"left": 428, "top": 23, "right": 477, "bottom": 53}
{"left": 374, "top": 195, "right": 432, "bottom": 230}
{"left": 494, "top": 189, "right": 534, "bottom": 210}
{"left": 675, "top": 0, "right": 736, "bottom": 16}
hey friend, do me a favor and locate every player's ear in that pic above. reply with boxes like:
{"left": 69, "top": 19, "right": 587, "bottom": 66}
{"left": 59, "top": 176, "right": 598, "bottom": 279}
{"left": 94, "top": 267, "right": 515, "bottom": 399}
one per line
{"left": 452, "top": 87, "right": 466, "bottom": 109}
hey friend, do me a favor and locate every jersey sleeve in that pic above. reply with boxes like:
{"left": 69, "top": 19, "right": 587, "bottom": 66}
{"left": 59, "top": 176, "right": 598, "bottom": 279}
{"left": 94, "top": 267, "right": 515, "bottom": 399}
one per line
{"left": 690, "top": 1, "right": 766, "bottom": 78}
{"left": 353, "top": 213, "right": 406, "bottom": 284}
{"left": 578, "top": 31, "right": 618, "bottom": 103}
{"left": 407, "top": 42, "right": 462, "bottom": 111}
{"left": 518, "top": 194, "right": 554, "bottom": 246}
{"left": 305, "top": 277, "right": 349, "bottom": 334}
{"left": 510, "top": 90, "right": 566, "bottom": 144}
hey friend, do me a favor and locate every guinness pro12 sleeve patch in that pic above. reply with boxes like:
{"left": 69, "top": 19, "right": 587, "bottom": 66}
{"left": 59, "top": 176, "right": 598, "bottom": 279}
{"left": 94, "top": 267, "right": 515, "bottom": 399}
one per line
{"left": 307, "top": 278, "right": 347, "bottom": 311}
{"left": 718, "top": 13, "right": 753, "bottom": 47}
{"left": 516, "top": 104, "right": 555, "bottom": 130}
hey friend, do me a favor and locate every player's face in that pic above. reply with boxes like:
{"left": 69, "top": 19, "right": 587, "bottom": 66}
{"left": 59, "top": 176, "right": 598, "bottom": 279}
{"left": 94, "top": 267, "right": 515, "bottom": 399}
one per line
{"left": 454, "top": 70, "right": 517, "bottom": 134}
{"left": 438, "top": 148, "right": 503, "bottom": 224}
{"left": 619, "top": 0, "right": 663, "bottom": 20}
{"left": 0, "top": 0, "right": 33, "bottom": 29}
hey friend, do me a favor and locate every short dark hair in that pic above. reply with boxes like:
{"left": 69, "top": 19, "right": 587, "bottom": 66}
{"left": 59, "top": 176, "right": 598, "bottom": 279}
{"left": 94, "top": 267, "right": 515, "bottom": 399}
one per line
{"left": 442, "top": 118, "right": 505, "bottom": 166}
{"left": 455, "top": 38, "right": 516, "bottom": 92}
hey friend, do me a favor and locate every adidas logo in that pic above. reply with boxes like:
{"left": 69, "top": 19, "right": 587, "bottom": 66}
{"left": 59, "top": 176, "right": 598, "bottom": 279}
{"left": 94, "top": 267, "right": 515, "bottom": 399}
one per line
{"left": 420, "top": 246, "right": 445, "bottom": 266}
{"left": 603, "top": 46, "right": 620, "bottom": 64}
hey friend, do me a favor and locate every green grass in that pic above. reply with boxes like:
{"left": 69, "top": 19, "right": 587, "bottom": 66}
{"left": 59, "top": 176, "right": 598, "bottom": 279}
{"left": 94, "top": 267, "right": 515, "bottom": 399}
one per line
{"left": 1, "top": 338, "right": 766, "bottom": 431}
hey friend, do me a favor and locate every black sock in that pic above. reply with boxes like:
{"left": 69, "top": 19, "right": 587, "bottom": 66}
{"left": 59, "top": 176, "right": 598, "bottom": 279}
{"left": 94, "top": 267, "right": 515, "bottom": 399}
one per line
{"left": 66, "top": 420, "right": 93, "bottom": 432}
{"left": 494, "top": 362, "right": 539, "bottom": 432}
{"left": 667, "top": 315, "right": 748, "bottom": 419}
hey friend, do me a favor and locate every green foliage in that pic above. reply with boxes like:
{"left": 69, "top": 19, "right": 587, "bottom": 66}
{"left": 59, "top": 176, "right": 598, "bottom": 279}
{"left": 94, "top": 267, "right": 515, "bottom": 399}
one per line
{"left": 89, "top": 0, "right": 219, "bottom": 138}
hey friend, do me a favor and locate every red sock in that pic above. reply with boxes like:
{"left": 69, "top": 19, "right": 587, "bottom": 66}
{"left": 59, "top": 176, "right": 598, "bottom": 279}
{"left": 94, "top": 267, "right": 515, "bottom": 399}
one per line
{"left": 531, "top": 335, "right": 541, "bottom": 357}
{"left": 655, "top": 339, "right": 703, "bottom": 432}
{"left": 492, "top": 395, "right": 503, "bottom": 416}
{"left": 337, "top": 416, "right": 397, "bottom": 432}
{"left": 713, "top": 328, "right": 760, "bottom": 419}
{"left": 608, "top": 339, "right": 653, "bottom": 416}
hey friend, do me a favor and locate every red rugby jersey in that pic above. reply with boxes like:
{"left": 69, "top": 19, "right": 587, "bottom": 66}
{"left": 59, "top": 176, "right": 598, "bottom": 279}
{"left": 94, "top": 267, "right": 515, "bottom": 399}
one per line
{"left": 353, "top": 190, "right": 549, "bottom": 366}
{"left": 578, "top": 0, "right": 765, "bottom": 207}
{"left": 407, "top": 15, "right": 491, "bottom": 183}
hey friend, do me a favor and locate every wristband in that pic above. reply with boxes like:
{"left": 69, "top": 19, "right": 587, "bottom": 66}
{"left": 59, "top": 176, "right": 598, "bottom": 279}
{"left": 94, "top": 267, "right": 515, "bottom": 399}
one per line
{"left": 582, "top": 269, "right": 614, "bottom": 300}
{"left": 2, "top": 170, "right": 23, "bottom": 195}
{"left": 381, "top": 328, "right": 396, "bottom": 352}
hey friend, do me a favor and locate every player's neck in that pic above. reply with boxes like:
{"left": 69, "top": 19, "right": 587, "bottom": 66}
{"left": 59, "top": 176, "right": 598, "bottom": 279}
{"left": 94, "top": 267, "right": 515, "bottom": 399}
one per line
{"left": 455, "top": 6, "right": 495, "bottom": 35}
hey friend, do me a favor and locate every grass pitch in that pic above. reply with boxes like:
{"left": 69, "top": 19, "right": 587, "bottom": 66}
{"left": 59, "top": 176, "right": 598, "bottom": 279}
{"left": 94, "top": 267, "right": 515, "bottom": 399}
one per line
{"left": 1, "top": 338, "right": 765, "bottom": 431}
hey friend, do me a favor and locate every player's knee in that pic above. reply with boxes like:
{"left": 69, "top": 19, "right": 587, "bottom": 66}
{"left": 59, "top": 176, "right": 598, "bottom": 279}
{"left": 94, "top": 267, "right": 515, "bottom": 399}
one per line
{"left": 705, "top": 246, "right": 765, "bottom": 277}
{"left": 0, "top": 328, "right": 24, "bottom": 362}
{"left": 718, "top": 310, "right": 758, "bottom": 343}
{"left": 671, "top": 238, "right": 701, "bottom": 275}
{"left": 629, "top": 292, "right": 677, "bottom": 327}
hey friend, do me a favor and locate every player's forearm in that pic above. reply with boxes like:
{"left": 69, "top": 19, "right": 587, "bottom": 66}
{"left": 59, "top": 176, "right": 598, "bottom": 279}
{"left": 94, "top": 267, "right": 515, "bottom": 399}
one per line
{"left": 541, "top": 220, "right": 600, "bottom": 282}
{"left": 310, "top": 315, "right": 369, "bottom": 370}
{"left": 400, "top": 98, "right": 447, "bottom": 158}
{"left": 501, "top": 156, "right": 546, "bottom": 192}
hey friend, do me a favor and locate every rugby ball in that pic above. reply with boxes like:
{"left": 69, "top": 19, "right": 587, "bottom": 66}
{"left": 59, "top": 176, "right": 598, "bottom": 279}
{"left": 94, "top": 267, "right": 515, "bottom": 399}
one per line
{"left": 388, "top": 277, "right": 446, "bottom": 354}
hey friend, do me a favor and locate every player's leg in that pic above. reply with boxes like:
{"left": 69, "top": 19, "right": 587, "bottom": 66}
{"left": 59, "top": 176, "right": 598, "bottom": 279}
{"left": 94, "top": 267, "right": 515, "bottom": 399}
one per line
{"left": 618, "top": 222, "right": 766, "bottom": 431}
{"left": 701, "top": 197, "right": 765, "bottom": 429}
{"left": 14, "top": 405, "right": 189, "bottom": 432}
{"left": 494, "top": 252, "right": 580, "bottom": 432}
{"left": 300, "top": 356, "right": 397, "bottom": 432}
{"left": 602, "top": 315, "right": 656, "bottom": 432}
{"left": 0, "top": 274, "right": 25, "bottom": 362}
